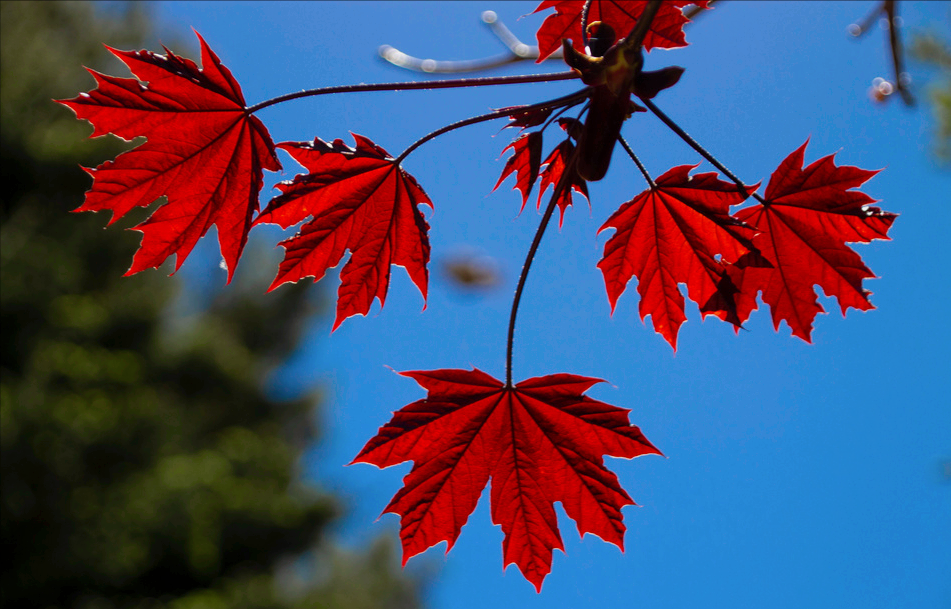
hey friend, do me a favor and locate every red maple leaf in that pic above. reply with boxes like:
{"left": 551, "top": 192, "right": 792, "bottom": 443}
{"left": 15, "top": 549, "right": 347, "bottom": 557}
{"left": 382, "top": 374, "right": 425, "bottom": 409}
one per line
{"left": 597, "top": 165, "right": 756, "bottom": 349}
{"left": 533, "top": 0, "right": 709, "bottom": 63}
{"left": 493, "top": 132, "right": 543, "bottom": 211}
{"left": 57, "top": 31, "right": 280, "bottom": 281}
{"left": 352, "top": 368, "right": 661, "bottom": 592}
{"left": 254, "top": 135, "right": 432, "bottom": 330}
{"left": 498, "top": 105, "right": 555, "bottom": 131}
{"left": 538, "top": 139, "right": 589, "bottom": 227}
{"left": 726, "top": 141, "right": 897, "bottom": 341}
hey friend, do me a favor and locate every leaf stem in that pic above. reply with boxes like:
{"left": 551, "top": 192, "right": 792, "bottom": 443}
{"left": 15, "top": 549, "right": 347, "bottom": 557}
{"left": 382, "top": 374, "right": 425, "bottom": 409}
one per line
{"left": 502, "top": 1, "right": 663, "bottom": 386}
{"left": 640, "top": 97, "right": 766, "bottom": 204}
{"left": 394, "top": 89, "right": 589, "bottom": 164}
{"left": 246, "top": 71, "right": 580, "bottom": 114}
{"left": 618, "top": 136, "right": 655, "bottom": 188}
{"left": 581, "top": 0, "right": 593, "bottom": 49}
{"left": 505, "top": 146, "right": 578, "bottom": 387}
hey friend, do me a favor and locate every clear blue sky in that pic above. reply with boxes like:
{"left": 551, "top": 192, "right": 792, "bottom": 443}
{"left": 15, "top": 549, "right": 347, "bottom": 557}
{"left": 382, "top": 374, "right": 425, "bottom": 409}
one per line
{"left": 147, "top": 2, "right": 949, "bottom": 607}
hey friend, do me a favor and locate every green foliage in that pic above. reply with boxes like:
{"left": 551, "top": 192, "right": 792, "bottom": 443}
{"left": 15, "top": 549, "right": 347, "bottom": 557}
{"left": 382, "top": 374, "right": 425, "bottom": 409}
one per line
{"left": 910, "top": 27, "right": 951, "bottom": 163}
{"left": 0, "top": 2, "right": 425, "bottom": 607}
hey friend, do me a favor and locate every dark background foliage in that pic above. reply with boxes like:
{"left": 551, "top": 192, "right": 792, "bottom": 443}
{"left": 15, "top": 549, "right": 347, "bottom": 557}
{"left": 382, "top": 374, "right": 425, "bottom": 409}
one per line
{"left": 0, "top": 2, "right": 426, "bottom": 607}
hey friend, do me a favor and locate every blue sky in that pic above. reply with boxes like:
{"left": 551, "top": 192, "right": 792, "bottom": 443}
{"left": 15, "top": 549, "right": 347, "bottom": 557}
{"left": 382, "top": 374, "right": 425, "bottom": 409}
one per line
{"left": 143, "top": 2, "right": 951, "bottom": 607}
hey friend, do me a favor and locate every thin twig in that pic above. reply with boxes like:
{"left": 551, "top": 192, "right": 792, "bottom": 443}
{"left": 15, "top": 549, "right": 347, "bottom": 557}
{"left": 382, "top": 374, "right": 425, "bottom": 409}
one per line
{"left": 395, "top": 88, "right": 589, "bottom": 164}
{"left": 505, "top": 144, "right": 576, "bottom": 388}
{"left": 884, "top": 0, "right": 915, "bottom": 105}
{"left": 618, "top": 136, "right": 655, "bottom": 189}
{"left": 848, "top": 0, "right": 915, "bottom": 105}
{"left": 246, "top": 71, "right": 579, "bottom": 114}
{"left": 641, "top": 98, "right": 764, "bottom": 204}
{"left": 378, "top": 10, "right": 563, "bottom": 74}
{"left": 849, "top": 1, "right": 885, "bottom": 39}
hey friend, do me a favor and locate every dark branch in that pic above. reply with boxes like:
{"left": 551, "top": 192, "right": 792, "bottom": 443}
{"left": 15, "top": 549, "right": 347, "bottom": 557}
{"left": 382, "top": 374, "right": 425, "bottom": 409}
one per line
{"left": 641, "top": 98, "right": 765, "bottom": 204}
{"left": 619, "top": 136, "right": 655, "bottom": 189}
{"left": 247, "top": 71, "right": 580, "bottom": 114}
{"left": 848, "top": 0, "right": 915, "bottom": 105}
{"left": 395, "top": 88, "right": 589, "bottom": 165}
{"left": 505, "top": 143, "right": 578, "bottom": 388}
{"left": 848, "top": 1, "right": 885, "bottom": 39}
{"left": 884, "top": 0, "right": 915, "bottom": 105}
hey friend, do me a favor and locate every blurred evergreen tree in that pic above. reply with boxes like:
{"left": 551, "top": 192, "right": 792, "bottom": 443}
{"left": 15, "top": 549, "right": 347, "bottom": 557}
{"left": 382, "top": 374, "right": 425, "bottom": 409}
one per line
{"left": 910, "top": 28, "right": 951, "bottom": 164}
{"left": 0, "top": 2, "right": 425, "bottom": 608}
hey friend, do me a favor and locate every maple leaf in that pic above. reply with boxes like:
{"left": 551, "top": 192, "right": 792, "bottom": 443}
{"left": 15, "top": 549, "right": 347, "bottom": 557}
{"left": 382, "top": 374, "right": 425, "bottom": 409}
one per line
{"left": 537, "top": 135, "right": 589, "bottom": 227}
{"left": 494, "top": 132, "right": 543, "bottom": 211}
{"left": 352, "top": 368, "right": 661, "bottom": 592}
{"left": 254, "top": 135, "right": 432, "bottom": 330}
{"left": 498, "top": 105, "right": 555, "bottom": 131}
{"left": 57, "top": 31, "right": 280, "bottom": 281}
{"left": 533, "top": 0, "right": 709, "bottom": 63}
{"left": 597, "top": 165, "right": 756, "bottom": 349}
{"left": 726, "top": 141, "right": 896, "bottom": 341}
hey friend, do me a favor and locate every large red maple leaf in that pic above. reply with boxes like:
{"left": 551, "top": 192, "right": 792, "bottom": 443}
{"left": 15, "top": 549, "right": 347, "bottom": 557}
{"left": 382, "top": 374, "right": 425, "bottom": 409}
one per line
{"left": 726, "top": 141, "right": 897, "bottom": 341}
{"left": 352, "top": 368, "right": 661, "bottom": 592}
{"left": 57, "top": 31, "right": 280, "bottom": 281}
{"left": 533, "top": 0, "right": 709, "bottom": 63}
{"left": 598, "top": 165, "right": 756, "bottom": 349}
{"left": 255, "top": 135, "right": 432, "bottom": 330}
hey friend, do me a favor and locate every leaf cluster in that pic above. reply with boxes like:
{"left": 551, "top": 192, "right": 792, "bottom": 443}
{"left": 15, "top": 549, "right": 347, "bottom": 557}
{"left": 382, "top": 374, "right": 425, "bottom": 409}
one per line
{"left": 53, "top": 0, "right": 901, "bottom": 591}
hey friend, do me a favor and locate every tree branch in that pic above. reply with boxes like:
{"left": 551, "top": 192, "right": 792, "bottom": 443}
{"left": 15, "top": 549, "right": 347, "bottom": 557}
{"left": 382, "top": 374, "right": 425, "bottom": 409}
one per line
{"left": 247, "top": 71, "right": 580, "bottom": 114}
{"left": 848, "top": 0, "right": 915, "bottom": 105}
{"left": 378, "top": 2, "right": 717, "bottom": 75}
{"left": 378, "top": 10, "right": 564, "bottom": 74}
